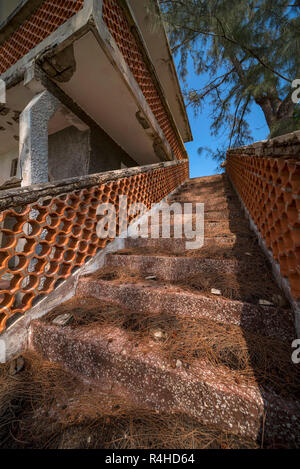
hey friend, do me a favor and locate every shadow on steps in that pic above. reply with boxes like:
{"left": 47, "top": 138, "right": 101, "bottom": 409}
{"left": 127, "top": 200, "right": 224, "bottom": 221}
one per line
{"left": 224, "top": 173, "right": 298, "bottom": 448}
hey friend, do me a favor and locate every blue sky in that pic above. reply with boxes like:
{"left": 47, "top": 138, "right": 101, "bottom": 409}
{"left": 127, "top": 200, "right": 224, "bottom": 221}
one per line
{"left": 176, "top": 58, "right": 270, "bottom": 179}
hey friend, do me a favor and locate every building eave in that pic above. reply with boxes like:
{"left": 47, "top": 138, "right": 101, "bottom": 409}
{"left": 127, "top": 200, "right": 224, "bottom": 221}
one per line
{"left": 127, "top": 0, "right": 193, "bottom": 144}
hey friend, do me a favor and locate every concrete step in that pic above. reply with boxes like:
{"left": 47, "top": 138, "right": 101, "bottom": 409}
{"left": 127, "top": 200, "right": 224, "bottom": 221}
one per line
{"left": 168, "top": 195, "right": 229, "bottom": 204}
{"left": 119, "top": 235, "right": 276, "bottom": 270}
{"left": 145, "top": 213, "right": 247, "bottom": 227}
{"left": 167, "top": 198, "right": 236, "bottom": 210}
{"left": 105, "top": 254, "right": 240, "bottom": 279}
{"left": 134, "top": 218, "right": 250, "bottom": 239}
{"left": 173, "top": 191, "right": 230, "bottom": 201}
{"left": 29, "top": 317, "right": 300, "bottom": 447}
{"left": 76, "top": 277, "right": 295, "bottom": 342}
{"left": 144, "top": 210, "right": 249, "bottom": 227}
{"left": 205, "top": 209, "right": 243, "bottom": 220}
{"left": 124, "top": 236, "right": 238, "bottom": 253}
{"left": 146, "top": 207, "right": 243, "bottom": 221}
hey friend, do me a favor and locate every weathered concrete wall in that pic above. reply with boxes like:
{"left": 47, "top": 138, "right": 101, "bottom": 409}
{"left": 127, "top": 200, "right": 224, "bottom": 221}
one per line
{"left": 89, "top": 125, "right": 138, "bottom": 174}
{"left": 48, "top": 126, "right": 89, "bottom": 182}
{"left": 227, "top": 130, "right": 300, "bottom": 159}
{"left": 19, "top": 90, "right": 60, "bottom": 186}
{"left": 48, "top": 122, "right": 138, "bottom": 182}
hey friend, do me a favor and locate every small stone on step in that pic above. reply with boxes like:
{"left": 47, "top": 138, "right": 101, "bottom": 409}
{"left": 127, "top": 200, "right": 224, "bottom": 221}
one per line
{"left": 211, "top": 288, "right": 222, "bottom": 296}
{"left": 9, "top": 356, "right": 25, "bottom": 376}
{"left": 176, "top": 359, "right": 183, "bottom": 368}
{"left": 152, "top": 329, "right": 164, "bottom": 339}
{"left": 52, "top": 313, "right": 73, "bottom": 326}
{"left": 145, "top": 276, "right": 157, "bottom": 280}
{"left": 245, "top": 252, "right": 252, "bottom": 256}
{"left": 259, "top": 299, "right": 273, "bottom": 306}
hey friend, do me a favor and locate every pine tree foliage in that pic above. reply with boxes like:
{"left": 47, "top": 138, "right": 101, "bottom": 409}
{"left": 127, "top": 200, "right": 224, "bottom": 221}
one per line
{"left": 156, "top": 0, "right": 300, "bottom": 160}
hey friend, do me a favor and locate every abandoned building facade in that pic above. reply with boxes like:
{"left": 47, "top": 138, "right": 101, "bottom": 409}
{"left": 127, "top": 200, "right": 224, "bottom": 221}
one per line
{"left": 0, "top": 0, "right": 191, "bottom": 188}
{"left": 0, "top": 0, "right": 192, "bottom": 344}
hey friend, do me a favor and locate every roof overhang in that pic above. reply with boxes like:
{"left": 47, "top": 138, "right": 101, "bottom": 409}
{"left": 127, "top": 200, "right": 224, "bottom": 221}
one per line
{"left": 127, "top": 0, "right": 193, "bottom": 143}
{"left": 54, "top": 30, "right": 166, "bottom": 165}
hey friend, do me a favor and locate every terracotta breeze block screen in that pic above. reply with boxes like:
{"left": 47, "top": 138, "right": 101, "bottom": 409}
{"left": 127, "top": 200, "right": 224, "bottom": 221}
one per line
{"left": 0, "top": 0, "right": 84, "bottom": 74}
{"left": 0, "top": 160, "right": 189, "bottom": 332}
{"left": 102, "top": 0, "right": 186, "bottom": 160}
{"left": 227, "top": 153, "right": 300, "bottom": 300}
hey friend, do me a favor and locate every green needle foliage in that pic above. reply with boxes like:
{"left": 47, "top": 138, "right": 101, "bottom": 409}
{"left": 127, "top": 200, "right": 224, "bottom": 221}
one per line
{"left": 156, "top": 0, "right": 300, "bottom": 161}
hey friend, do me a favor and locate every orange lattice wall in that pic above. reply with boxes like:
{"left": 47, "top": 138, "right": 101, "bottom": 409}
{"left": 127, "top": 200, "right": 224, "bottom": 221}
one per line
{"left": 227, "top": 152, "right": 300, "bottom": 300}
{"left": 0, "top": 160, "right": 189, "bottom": 333}
{"left": 0, "top": 0, "right": 84, "bottom": 75}
{"left": 102, "top": 0, "right": 186, "bottom": 160}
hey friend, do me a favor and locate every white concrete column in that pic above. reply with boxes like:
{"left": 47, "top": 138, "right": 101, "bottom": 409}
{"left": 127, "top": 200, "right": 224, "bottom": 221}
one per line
{"left": 19, "top": 90, "right": 60, "bottom": 186}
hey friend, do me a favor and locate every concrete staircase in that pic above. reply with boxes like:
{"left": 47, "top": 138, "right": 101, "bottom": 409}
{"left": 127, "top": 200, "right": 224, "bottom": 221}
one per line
{"left": 29, "top": 175, "right": 300, "bottom": 448}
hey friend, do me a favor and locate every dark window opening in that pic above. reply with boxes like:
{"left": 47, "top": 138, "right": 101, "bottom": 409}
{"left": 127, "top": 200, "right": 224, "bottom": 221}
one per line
{"left": 10, "top": 158, "right": 18, "bottom": 177}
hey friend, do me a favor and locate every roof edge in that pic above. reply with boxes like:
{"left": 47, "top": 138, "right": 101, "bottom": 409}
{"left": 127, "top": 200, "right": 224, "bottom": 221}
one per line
{"left": 126, "top": 0, "right": 193, "bottom": 143}
{"left": 152, "top": 0, "right": 193, "bottom": 142}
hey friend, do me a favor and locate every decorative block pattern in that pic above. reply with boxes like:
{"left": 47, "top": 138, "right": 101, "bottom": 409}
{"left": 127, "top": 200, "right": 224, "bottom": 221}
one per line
{"left": 227, "top": 153, "right": 300, "bottom": 299}
{"left": 102, "top": 0, "right": 186, "bottom": 160}
{"left": 0, "top": 0, "right": 84, "bottom": 74}
{"left": 0, "top": 160, "right": 189, "bottom": 332}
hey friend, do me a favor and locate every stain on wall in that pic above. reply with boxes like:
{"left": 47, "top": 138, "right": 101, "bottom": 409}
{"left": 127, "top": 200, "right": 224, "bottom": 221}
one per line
{"left": 48, "top": 123, "right": 138, "bottom": 182}
{"left": 48, "top": 126, "right": 89, "bottom": 181}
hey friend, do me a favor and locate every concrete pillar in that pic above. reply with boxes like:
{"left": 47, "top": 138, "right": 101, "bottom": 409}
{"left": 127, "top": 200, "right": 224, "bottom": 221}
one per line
{"left": 19, "top": 90, "right": 60, "bottom": 186}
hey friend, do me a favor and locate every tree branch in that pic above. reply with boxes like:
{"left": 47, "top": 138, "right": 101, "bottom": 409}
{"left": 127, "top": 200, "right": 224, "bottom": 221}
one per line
{"left": 167, "top": 19, "right": 292, "bottom": 83}
{"left": 214, "top": 16, "right": 292, "bottom": 83}
{"left": 229, "top": 95, "right": 243, "bottom": 148}
{"left": 186, "top": 67, "right": 236, "bottom": 105}
{"left": 236, "top": 94, "right": 251, "bottom": 143}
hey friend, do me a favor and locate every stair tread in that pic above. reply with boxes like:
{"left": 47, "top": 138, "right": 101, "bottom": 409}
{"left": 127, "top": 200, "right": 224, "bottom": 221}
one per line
{"left": 32, "top": 318, "right": 297, "bottom": 401}
{"left": 108, "top": 251, "right": 264, "bottom": 264}
{"left": 77, "top": 277, "right": 295, "bottom": 343}
{"left": 104, "top": 251, "right": 287, "bottom": 310}
{"left": 30, "top": 317, "right": 300, "bottom": 445}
